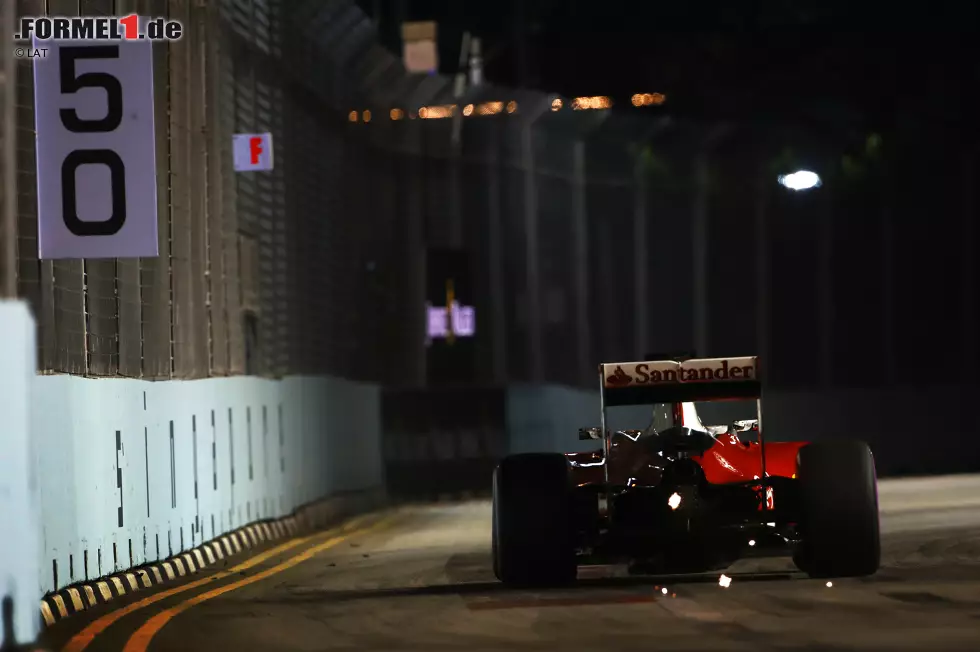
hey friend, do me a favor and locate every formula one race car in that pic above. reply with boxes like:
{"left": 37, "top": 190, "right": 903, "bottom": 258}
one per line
{"left": 492, "top": 354, "right": 880, "bottom": 586}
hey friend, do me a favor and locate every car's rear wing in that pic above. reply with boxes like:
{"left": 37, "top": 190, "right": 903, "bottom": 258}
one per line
{"left": 595, "top": 355, "right": 765, "bottom": 487}
{"left": 600, "top": 356, "right": 761, "bottom": 407}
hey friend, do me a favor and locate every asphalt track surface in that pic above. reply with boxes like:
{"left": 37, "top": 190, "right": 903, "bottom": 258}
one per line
{"left": 40, "top": 475, "right": 980, "bottom": 652}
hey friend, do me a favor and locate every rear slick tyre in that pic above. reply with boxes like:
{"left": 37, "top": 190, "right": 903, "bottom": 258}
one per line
{"left": 492, "top": 453, "right": 577, "bottom": 587}
{"left": 794, "top": 439, "right": 880, "bottom": 578}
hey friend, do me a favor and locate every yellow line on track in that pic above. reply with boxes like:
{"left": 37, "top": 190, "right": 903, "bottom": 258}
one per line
{"left": 61, "top": 513, "right": 386, "bottom": 652}
{"left": 121, "top": 515, "right": 398, "bottom": 652}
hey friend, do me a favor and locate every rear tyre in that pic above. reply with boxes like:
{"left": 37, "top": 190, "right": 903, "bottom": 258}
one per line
{"left": 492, "top": 453, "right": 577, "bottom": 587}
{"left": 794, "top": 440, "right": 880, "bottom": 578}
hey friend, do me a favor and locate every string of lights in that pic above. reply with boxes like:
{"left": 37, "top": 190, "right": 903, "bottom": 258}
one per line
{"left": 347, "top": 93, "right": 666, "bottom": 123}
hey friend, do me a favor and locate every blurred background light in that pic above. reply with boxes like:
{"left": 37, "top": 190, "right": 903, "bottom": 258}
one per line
{"left": 572, "top": 96, "right": 612, "bottom": 110}
{"left": 476, "top": 101, "right": 504, "bottom": 116}
{"left": 420, "top": 104, "right": 457, "bottom": 119}
{"left": 778, "top": 170, "right": 822, "bottom": 191}
{"left": 631, "top": 92, "right": 666, "bottom": 106}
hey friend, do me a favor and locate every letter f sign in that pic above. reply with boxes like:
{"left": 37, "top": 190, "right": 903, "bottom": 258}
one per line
{"left": 233, "top": 133, "right": 274, "bottom": 172}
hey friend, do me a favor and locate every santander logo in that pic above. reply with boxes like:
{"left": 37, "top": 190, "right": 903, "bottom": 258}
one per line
{"left": 605, "top": 366, "right": 633, "bottom": 387}
{"left": 602, "top": 357, "right": 757, "bottom": 389}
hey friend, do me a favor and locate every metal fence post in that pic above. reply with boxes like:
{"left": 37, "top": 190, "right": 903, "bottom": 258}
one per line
{"left": 880, "top": 190, "right": 895, "bottom": 384}
{"left": 486, "top": 138, "right": 507, "bottom": 384}
{"left": 112, "top": 0, "right": 145, "bottom": 378}
{"left": 76, "top": 0, "right": 123, "bottom": 377}
{"left": 521, "top": 121, "right": 541, "bottom": 381}
{"left": 754, "top": 169, "right": 770, "bottom": 369}
{"left": 406, "top": 120, "right": 426, "bottom": 387}
{"left": 692, "top": 150, "right": 710, "bottom": 358}
{"left": 572, "top": 140, "right": 590, "bottom": 382}
{"left": 447, "top": 32, "right": 470, "bottom": 249}
{"left": 15, "top": 0, "right": 52, "bottom": 370}
{"left": 632, "top": 154, "right": 648, "bottom": 356}
{"left": 140, "top": 0, "right": 174, "bottom": 378}
{"left": 0, "top": 0, "right": 14, "bottom": 299}
{"left": 48, "top": 0, "right": 87, "bottom": 375}
{"left": 816, "top": 191, "right": 834, "bottom": 386}
{"left": 959, "top": 150, "right": 977, "bottom": 372}
{"left": 692, "top": 126, "right": 732, "bottom": 359}
{"left": 520, "top": 99, "right": 551, "bottom": 382}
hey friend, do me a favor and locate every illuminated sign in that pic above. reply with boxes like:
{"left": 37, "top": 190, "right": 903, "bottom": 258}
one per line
{"left": 426, "top": 278, "right": 475, "bottom": 344}
{"left": 426, "top": 301, "right": 476, "bottom": 340}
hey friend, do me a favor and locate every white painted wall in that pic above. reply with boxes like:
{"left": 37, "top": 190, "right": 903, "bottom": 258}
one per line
{"left": 0, "top": 302, "right": 42, "bottom": 647}
{"left": 0, "top": 301, "right": 385, "bottom": 646}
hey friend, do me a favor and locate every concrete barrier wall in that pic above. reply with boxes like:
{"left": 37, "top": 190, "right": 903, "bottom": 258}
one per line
{"left": 32, "top": 374, "right": 382, "bottom": 595}
{"left": 0, "top": 302, "right": 385, "bottom": 646}
{"left": 0, "top": 302, "right": 42, "bottom": 647}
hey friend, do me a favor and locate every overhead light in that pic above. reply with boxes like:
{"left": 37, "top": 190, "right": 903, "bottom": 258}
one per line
{"left": 778, "top": 170, "right": 822, "bottom": 191}
{"left": 631, "top": 93, "right": 666, "bottom": 107}
{"left": 572, "top": 96, "right": 612, "bottom": 110}
{"left": 475, "top": 101, "right": 504, "bottom": 116}
{"left": 419, "top": 104, "right": 456, "bottom": 119}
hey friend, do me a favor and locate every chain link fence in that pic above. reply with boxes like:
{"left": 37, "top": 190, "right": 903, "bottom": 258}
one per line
{"left": 10, "top": 0, "right": 341, "bottom": 380}
{"left": 3, "top": 1, "right": 977, "bottom": 390}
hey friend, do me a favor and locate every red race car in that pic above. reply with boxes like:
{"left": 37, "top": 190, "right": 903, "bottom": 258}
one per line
{"left": 492, "top": 353, "right": 880, "bottom": 586}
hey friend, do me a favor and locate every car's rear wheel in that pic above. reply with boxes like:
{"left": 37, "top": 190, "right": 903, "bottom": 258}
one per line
{"left": 492, "top": 453, "right": 577, "bottom": 586}
{"left": 793, "top": 439, "right": 880, "bottom": 578}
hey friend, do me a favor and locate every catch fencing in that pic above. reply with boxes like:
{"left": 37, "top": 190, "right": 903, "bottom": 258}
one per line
{"left": 3, "top": 0, "right": 977, "bottom": 391}
{"left": 8, "top": 0, "right": 401, "bottom": 383}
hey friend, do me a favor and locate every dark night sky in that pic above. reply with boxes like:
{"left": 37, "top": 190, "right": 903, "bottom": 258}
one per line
{"left": 364, "top": 0, "right": 980, "bottom": 138}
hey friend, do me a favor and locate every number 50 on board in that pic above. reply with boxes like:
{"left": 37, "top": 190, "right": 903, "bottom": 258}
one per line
{"left": 32, "top": 35, "right": 159, "bottom": 260}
